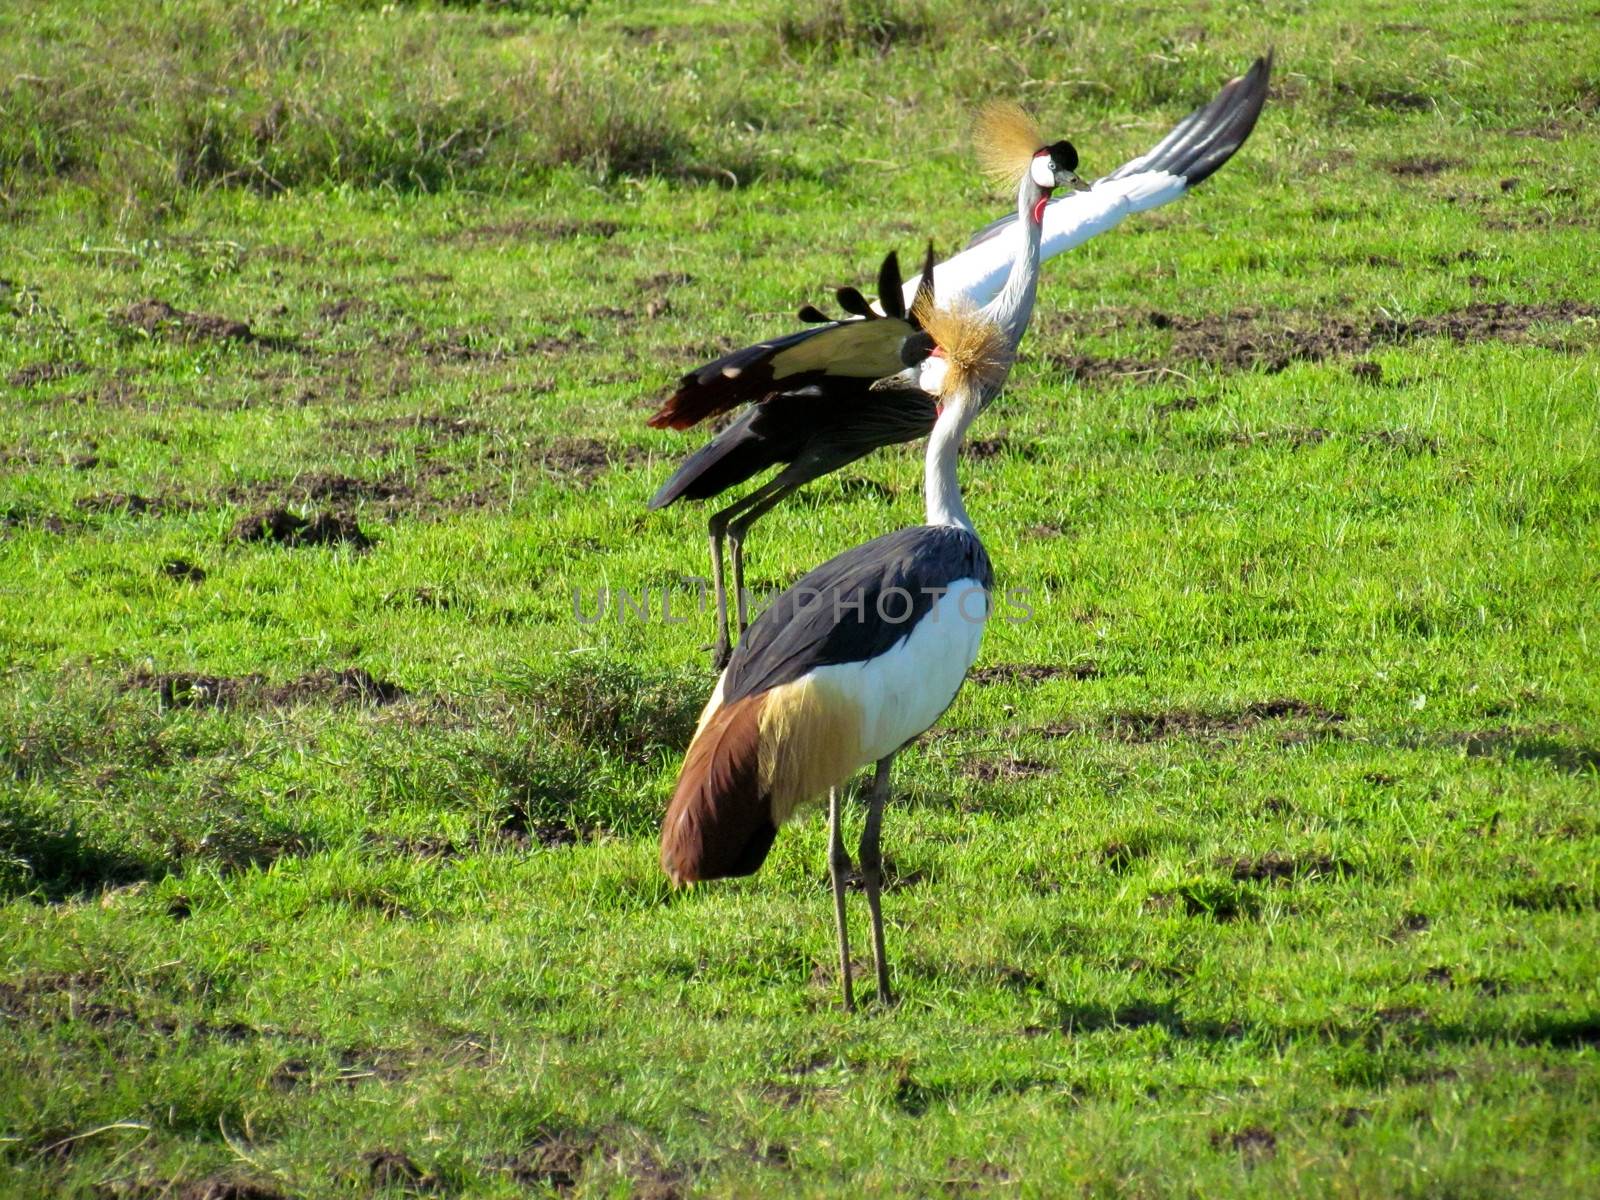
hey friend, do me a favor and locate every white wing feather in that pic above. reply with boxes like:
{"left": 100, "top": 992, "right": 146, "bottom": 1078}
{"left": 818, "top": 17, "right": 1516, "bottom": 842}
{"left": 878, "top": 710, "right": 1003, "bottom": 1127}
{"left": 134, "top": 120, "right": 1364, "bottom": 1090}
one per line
{"left": 899, "top": 171, "right": 1185, "bottom": 311}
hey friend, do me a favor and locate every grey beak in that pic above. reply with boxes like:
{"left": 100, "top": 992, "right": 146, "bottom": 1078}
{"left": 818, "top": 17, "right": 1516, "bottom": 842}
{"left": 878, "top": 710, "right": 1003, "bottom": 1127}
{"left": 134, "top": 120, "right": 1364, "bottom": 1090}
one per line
{"left": 1063, "top": 171, "right": 1092, "bottom": 193}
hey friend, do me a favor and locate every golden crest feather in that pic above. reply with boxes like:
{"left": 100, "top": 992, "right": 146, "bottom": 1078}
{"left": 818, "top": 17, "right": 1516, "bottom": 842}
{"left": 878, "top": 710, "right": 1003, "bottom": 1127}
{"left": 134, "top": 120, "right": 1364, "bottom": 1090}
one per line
{"left": 912, "top": 299, "right": 1014, "bottom": 397}
{"left": 972, "top": 99, "right": 1044, "bottom": 189}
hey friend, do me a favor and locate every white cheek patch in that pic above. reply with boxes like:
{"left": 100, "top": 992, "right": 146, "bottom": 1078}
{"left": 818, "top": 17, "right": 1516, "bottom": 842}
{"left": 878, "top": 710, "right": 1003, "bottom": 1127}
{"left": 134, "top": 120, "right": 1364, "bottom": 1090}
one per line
{"left": 1030, "top": 155, "right": 1055, "bottom": 188}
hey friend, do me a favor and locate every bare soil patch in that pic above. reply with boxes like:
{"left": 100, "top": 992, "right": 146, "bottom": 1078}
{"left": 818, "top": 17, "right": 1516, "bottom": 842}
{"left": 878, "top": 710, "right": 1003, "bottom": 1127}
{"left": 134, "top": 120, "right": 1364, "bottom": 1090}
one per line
{"left": 498, "top": 801, "right": 582, "bottom": 850}
{"left": 962, "top": 435, "right": 1037, "bottom": 461}
{"left": 0, "top": 503, "right": 68, "bottom": 534}
{"left": 363, "top": 1150, "right": 441, "bottom": 1192}
{"left": 7, "top": 359, "right": 88, "bottom": 387}
{"left": 124, "top": 667, "right": 406, "bottom": 710}
{"left": 487, "top": 1130, "right": 595, "bottom": 1194}
{"left": 1046, "top": 698, "right": 1345, "bottom": 743}
{"left": 1224, "top": 853, "right": 1351, "bottom": 883}
{"left": 227, "top": 507, "right": 373, "bottom": 549}
{"left": 76, "top": 492, "right": 190, "bottom": 517}
{"left": 315, "top": 297, "right": 375, "bottom": 323}
{"left": 442, "top": 218, "right": 620, "bottom": 245}
{"left": 161, "top": 558, "right": 207, "bottom": 582}
{"left": 1047, "top": 301, "right": 1600, "bottom": 384}
{"left": 117, "top": 298, "right": 273, "bottom": 346}
{"left": 1384, "top": 156, "right": 1462, "bottom": 178}
{"left": 1212, "top": 1125, "right": 1277, "bottom": 1162}
{"left": 970, "top": 662, "right": 1097, "bottom": 685}
{"left": 326, "top": 413, "right": 485, "bottom": 439}
{"left": 961, "top": 757, "right": 1053, "bottom": 783}
{"left": 520, "top": 437, "right": 651, "bottom": 484}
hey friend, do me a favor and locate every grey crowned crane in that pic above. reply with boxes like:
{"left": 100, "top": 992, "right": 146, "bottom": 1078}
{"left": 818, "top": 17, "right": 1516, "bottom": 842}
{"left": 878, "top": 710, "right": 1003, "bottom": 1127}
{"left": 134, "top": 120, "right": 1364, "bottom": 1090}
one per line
{"left": 659, "top": 299, "right": 1014, "bottom": 1012}
{"left": 649, "top": 100, "right": 1085, "bottom": 667}
{"left": 647, "top": 55, "right": 1272, "bottom": 668}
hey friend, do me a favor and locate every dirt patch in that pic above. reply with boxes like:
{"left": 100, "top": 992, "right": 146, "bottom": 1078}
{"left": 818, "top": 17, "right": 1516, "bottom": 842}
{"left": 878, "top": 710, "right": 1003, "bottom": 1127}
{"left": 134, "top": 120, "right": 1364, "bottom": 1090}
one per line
{"left": 75, "top": 492, "right": 189, "bottom": 518}
{"left": 327, "top": 413, "right": 485, "bottom": 439}
{"left": 941, "top": 1157, "right": 1014, "bottom": 1195}
{"left": 182, "top": 1178, "right": 284, "bottom": 1200}
{"left": 962, "top": 435, "right": 1037, "bottom": 461}
{"left": 117, "top": 298, "right": 265, "bottom": 345}
{"left": 124, "top": 667, "right": 406, "bottom": 709}
{"left": 1384, "top": 156, "right": 1462, "bottom": 178}
{"left": 334, "top": 1047, "right": 411, "bottom": 1087}
{"left": 1392, "top": 912, "right": 1432, "bottom": 938}
{"left": 167, "top": 1177, "right": 286, "bottom": 1200}
{"left": 1359, "top": 428, "right": 1442, "bottom": 454}
{"left": 442, "top": 218, "right": 620, "bottom": 245}
{"left": 162, "top": 557, "right": 207, "bottom": 582}
{"left": 640, "top": 271, "right": 695, "bottom": 291}
{"left": 1212, "top": 1125, "right": 1277, "bottom": 1163}
{"left": 1223, "top": 426, "right": 1332, "bottom": 450}
{"left": 1224, "top": 853, "right": 1350, "bottom": 883}
{"left": 487, "top": 1130, "right": 595, "bottom": 1194}
{"left": 1046, "top": 698, "right": 1345, "bottom": 743}
{"left": 961, "top": 757, "right": 1053, "bottom": 783}
{"left": 497, "top": 802, "right": 581, "bottom": 849}
{"left": 7, "top": 359, "right": 88, "bottom": 387}
{"left": 1147, "top": 881, "right": 1258, "bottom": 921}
{"left": 1339, "top": 82, "right": 1433, "bottom": 111}
{"left": 4, "top": 975, "right": 262, "bottom": 1044}
{"left": 363, "top": 1150, "right": 441, "bottom": 1192}
{"left": 970, "top": 662, "right": 1098, "bottom": 685}
{"left": 316, "top": 297, "right": 375, "bottom": 323}
{"left": 0, "top": 504, "right": 68, "bottom": 534}
{"left": 520, "top": 437, "right": 650, "bottom": 484}
{"left": 1153, "top": 394, "right": 1205, "bottom": 416}
{"left": 227, "top": 507, "right": 373, "bottom": 549}
{"left": 371, "top": 323, "right": 583, "bottom": 365}
{"left": 1047, "top": 301, "right": 1600, "bottom": 384}
{"left": 842, "top": 856, "right": 927, "bottom": 892}
{"left": 611, "top": 1152, "right": 681, "bottom": 1200}
{"left": 290, "top": 470, "right": 418, "bottom": 505}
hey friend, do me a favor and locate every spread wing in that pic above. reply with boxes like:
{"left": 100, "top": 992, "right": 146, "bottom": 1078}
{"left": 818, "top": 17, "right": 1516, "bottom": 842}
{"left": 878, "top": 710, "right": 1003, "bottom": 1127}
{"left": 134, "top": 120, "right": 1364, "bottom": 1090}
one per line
{"left": 898, "top": 53, "right": 1273, "bottom": 311}
{"left": 646, "top": 245, "right": 938, "bottom": 433}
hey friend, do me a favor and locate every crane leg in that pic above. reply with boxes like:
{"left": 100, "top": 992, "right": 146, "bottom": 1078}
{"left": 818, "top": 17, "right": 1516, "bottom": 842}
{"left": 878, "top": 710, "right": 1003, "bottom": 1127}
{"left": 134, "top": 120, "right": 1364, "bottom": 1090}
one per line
{"left": 728, "top": 476, "right": 802, "bottom": 636}
{"left": 706, "top": 474, "right": 797, "bottom": 669}
{"left": 827, "top": 785, "right": 856, "bottom": 1013}
{"left": 706, "top": 512, "right": 732, "bottom": 671}
{"left": 859, "top": 754, "right": 896, "bottom": 1007}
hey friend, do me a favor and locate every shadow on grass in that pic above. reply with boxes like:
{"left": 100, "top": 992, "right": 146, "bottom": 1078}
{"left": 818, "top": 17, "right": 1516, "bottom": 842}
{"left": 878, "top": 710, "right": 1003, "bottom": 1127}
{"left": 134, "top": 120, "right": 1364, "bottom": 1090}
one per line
{"left": 0, "top": 805, "right": 163, "bottom": 901}
{"left": 1453, "top": 731, "right": 1600, "bottom": 775}
{"left": 1038, "top": 999, "right": 1600, "bottom": 1053}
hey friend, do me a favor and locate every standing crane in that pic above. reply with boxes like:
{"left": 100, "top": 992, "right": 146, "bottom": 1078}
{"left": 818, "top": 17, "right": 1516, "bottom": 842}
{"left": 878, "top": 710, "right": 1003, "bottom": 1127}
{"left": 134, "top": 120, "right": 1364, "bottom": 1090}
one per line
{"left": 650, "top": 100, "right": 1086, "bottom": 666}
{"left": 660, "top": 297, "right": 1014, "bottom": 1011}
{"left": 646, "top": 56, "right": 1271, "bottom": 668}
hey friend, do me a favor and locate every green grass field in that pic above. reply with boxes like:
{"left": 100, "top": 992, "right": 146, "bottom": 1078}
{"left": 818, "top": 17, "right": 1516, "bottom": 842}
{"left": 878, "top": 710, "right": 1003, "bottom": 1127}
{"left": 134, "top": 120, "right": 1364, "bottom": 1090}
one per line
{"left": 3, "top": 1, "right": 1598, "bottom": 1196}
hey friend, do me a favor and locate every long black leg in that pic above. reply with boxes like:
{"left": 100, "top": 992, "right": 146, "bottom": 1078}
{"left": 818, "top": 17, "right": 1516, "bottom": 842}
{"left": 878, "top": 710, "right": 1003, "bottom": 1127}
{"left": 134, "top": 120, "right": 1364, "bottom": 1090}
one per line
{"left": 706, "top": 472, "right": 802, "bottom": 670}
{"left": 728, "top": 473, "right": 807, "bottom": 636}
{"left": 858, "top": 754, "right": 895, "bottom": 1006}
{"left": 827, "top": 786, "right": 855, "bottom": 1013}
{"left": 706, "top": 508, "right": 733, "bottom": 671}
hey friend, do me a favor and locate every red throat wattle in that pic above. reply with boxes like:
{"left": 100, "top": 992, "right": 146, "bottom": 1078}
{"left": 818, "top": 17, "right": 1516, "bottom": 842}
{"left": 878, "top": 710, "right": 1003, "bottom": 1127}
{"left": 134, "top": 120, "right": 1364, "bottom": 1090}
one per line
{"left": 1032, "top": 192, "right": 1052, "bottom": 224}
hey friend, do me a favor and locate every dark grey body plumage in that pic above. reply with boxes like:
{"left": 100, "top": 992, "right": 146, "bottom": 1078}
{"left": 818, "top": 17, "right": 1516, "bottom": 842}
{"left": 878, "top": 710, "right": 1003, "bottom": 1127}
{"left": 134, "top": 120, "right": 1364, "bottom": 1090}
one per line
{"left": 724, "top": 524, "right": 992, "bottom": 704}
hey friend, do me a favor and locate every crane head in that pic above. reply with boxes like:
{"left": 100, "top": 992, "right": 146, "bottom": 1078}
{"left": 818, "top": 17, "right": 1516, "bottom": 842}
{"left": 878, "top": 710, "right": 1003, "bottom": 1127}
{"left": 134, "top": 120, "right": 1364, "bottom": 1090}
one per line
{"left": 1031, "top": 140, "right": 1089, "bottom": 192}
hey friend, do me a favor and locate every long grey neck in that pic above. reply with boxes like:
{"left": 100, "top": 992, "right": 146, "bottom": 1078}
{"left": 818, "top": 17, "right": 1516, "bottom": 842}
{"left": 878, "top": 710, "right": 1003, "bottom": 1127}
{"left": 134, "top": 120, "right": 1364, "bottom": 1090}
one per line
{"left": 924, "top": 386, "right": 982, "bottom": 532}
{"left": 984, "top": 175, "right": 1048, "bottom": 347}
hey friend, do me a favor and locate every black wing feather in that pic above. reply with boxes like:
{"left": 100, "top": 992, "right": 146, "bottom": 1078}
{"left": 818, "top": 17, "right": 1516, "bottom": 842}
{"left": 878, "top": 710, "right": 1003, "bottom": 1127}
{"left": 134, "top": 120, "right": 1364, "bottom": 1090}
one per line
{"left": 724, "top": 525, "right": 992, "bottom": 703}
{"left": 877, "top": 251, "right": 905, "bottom": 320}
{"left": 963, "top": 53, "right": 1272, "bottom": 252}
